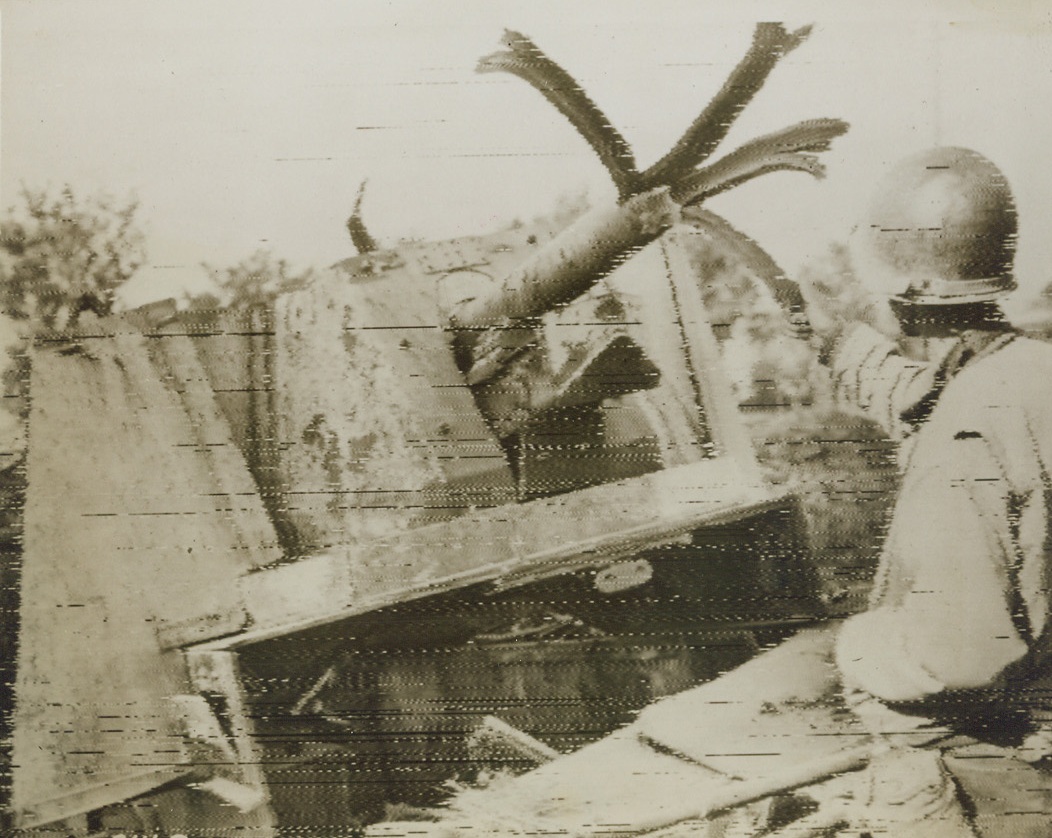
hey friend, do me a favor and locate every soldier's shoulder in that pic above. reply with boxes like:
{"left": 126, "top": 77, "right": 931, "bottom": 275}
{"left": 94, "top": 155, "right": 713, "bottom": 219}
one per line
{"left": 987, "top": 332, "right": 1052, "bottom": 366}
{"left": 950, "top": 332, "right": 1052, "bottom": 399}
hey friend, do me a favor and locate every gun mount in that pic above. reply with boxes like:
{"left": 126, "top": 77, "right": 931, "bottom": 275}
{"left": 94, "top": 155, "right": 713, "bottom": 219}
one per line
{"left": 8, "top": 23, "right": 848, "bottom": 835}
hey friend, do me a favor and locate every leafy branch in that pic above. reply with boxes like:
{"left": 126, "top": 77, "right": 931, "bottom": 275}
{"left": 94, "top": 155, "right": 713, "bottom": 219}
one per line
{"left": 198, "top": 249, "right": 314, "bottom": 310}
{"left": 0, "top": 185, "right": 145, "bottom": 330}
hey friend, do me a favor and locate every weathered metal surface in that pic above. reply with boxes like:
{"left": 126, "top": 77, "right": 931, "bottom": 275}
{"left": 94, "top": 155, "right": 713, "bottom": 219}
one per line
{"left": 273, "top": 262, "right": 517, "bottom": 548}
{"left": 211, "top": 458, "right": 784, "bottom": 647}
{"left": 11, "top": 330, "right": 279, "bottom": 827}
{"left": 148, "top": 329, "right": 283, "bottom": 575}
{"left": 180, "top": 229, "right": 782, "bottom": 645}
{"left": 265, "top": 220, "right": 580, "bottom": 552}
{"left": 233, "top": 516, "right": 809, "bottom": 832}
{"left": 451, "top": 187, "right": 679, "bottom": 330}
{"left": 9, "top": 221, "right": 820, "bottom": 832}
{"left": 6, "top": 19, "right": 861, "bottom": 832}
{"left": 267, "top": 215, "right": 719, "bottom": 551}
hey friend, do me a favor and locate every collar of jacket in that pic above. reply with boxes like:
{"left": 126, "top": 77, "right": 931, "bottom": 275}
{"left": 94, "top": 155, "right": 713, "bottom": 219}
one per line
{"left": 899, "top": 328, "right": 1017, "bottom": 429}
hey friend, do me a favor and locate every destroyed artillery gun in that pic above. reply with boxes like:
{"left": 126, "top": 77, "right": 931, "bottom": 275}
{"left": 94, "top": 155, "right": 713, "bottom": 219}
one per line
{"left": 8, "top": 24, "right": 850, "bottom": 835}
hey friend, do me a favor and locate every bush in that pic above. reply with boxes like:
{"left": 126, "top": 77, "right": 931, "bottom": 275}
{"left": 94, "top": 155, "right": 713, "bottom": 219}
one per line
{"left": 0, "top": 185, "right": 144, "bottom": 330}
{"left": 194, "top": 249, "right": 314, "bottom": 311}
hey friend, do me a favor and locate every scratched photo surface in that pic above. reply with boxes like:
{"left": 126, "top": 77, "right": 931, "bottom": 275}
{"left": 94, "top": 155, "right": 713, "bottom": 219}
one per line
{"left": 3, "top": 2, "right": 1052, "bottom": 836}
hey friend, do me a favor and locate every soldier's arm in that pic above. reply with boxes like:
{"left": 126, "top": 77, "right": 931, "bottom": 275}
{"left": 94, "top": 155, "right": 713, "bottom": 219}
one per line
{"left": 827, "top": 323, "right": 938, "bottom": 439}
{"left": 835, "top": 431, "right": 1032, "bottom": 705}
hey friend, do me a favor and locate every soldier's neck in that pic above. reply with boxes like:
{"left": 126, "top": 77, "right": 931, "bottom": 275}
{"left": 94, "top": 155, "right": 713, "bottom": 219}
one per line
{"left": 891, "top": 300, "right": 1009, "bottom": 361}
{"left": 892, "top": 300, "right": 1007, "bottom": 337}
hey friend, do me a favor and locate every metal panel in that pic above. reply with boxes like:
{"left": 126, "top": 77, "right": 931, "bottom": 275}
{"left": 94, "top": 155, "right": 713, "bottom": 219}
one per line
{"left": 11, "top": 330, "right": 280, "bottom": 827}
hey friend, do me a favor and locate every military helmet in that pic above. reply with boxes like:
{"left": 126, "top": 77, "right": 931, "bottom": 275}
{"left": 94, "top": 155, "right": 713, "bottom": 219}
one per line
{"left": 856, "top": 146, "right": 1017, "bottom": 305}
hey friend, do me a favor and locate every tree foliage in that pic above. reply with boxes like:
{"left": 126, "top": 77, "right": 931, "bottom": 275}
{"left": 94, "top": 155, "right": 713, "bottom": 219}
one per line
{"left": 198, "top": 249, "right": 314, "bottom": 310}
{"left": 0, "top": 185, "right": 145, "bottom": 330}
{"left": 797, "top": 242, "right": 900, "bottom": 349}
{"left": 690, "top": 237, "right": 818, "bottom": 408}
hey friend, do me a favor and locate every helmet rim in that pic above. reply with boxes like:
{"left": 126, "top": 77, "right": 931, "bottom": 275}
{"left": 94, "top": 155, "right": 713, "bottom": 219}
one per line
{"left": 891, "top": 273, "right": 1017, "bottom": 306}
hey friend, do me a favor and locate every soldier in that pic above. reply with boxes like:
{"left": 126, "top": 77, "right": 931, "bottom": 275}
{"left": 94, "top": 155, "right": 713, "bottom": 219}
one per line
{"left": 813, "top": 145, "right": 1052, "bottom": 837}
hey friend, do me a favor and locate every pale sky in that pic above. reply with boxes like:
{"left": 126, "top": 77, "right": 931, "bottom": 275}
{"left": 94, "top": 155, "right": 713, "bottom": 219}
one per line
{"left": 3, "top": 0, "right": 1052, "bottom": 314}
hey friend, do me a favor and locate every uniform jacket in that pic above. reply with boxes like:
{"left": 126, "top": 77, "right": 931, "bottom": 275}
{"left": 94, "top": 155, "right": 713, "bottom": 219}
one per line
{"left": 831, "top": 324, "right": 1052, "bottom": 716}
